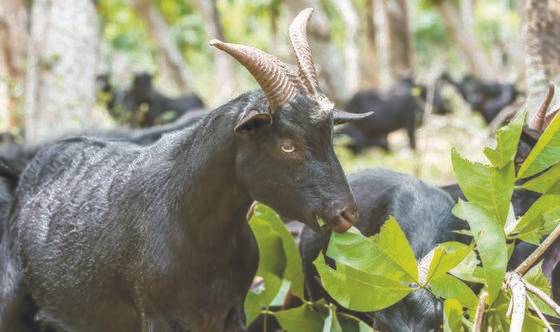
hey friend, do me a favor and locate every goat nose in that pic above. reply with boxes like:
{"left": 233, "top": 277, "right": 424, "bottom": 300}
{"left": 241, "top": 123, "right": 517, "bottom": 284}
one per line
{"left": 327, "top": 204, "right": 358, "bottom": 233}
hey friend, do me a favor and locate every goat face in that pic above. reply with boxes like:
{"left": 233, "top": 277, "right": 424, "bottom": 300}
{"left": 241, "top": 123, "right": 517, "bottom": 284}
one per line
{"left": 234, "top": 93, "right": 361, "bottom": 233}
{"left": 212, "top": 8, "right": 375, "bottom": 233}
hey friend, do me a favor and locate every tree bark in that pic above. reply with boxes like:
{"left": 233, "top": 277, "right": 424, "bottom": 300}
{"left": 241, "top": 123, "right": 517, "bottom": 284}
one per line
{"left": 383, "top": 0, "right": 413, "bottom": 80}
{"left": 0, "top": 0, "right": 28, "bottom": 132}
{"left": 284, "top": 0, "right": 349, "bottom": 104}
{"left": 524, "top": 0, "right": 560, "bottom": 117}
{"left": 191, "top": 0, "right": 235, "bottom": 101}
{"left": 328, "top": 0, "right": 360, "bottom": 93}
{"left": 132, "top": 0, "right": 192, "bottom": 94}
{"left": 23, "top": 0, "right": 99, "bottom": 144}
{"left": 361, "top": 0, "right": 379, "bottom": 88}
{"left": 435, "top": 0, "right": 495, "bottom": 80}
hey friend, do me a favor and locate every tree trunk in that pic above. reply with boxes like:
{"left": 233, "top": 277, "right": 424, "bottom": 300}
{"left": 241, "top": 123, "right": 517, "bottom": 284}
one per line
{"left": 132, "top": 0, "right": 192, "bottom": 94}
{"left": 23, "top": 0, "right": 99, "bottom": 144}
{"left": 328, "top": 0, "right": 360, "bottom": 93}
{"left": 284, "top": 0, "right": 349, "bottom": 104}
{"left": 191, "top": 0, "right": 235, "bottom": 101}
{"left": 435, "top": 1, "right": 495, "bottom": 80}
{"left": 524, "top": 0, "right": 560, "bottom": 116}
{"left": 459, "top": 0, "right": 475, "bottom": 32}
{"left": 0, "top": 0, "right": 28, "bottom": 132}
{"left": 383, "top": 0, "right": 413, "bottom": 80}
{"left": 361, "top": 0, "right": 379, "bottom": 88}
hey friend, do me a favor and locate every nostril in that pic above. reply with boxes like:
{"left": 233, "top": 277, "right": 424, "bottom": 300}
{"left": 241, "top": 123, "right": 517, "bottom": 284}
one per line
{"left": 341, "top": 204, "right": 358, "bottom": 223}
{"left": 340, "top": 207, "right": 356, "bottom": 223}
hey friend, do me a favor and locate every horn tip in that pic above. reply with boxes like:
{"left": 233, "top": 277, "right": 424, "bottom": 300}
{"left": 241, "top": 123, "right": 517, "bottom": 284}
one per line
{"left": 299, "top": 8, "right": 314, "bottom": 19}
{"left": 209, "top": 39, "right": 223, "bottom": 47}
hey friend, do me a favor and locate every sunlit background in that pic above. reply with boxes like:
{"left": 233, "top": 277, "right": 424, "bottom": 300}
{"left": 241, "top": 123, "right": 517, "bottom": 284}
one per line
{"left": 0, "top": 0, "right": 544, "bottom": 184}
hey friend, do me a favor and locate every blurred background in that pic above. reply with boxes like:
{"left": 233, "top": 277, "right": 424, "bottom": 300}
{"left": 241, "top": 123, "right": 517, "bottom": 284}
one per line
{"left": 1, "top": 0, "right": 559, "bottom": 185}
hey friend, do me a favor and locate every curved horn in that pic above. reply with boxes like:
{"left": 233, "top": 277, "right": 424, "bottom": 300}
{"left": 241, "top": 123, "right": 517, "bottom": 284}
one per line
{"left": 529, "top": 84, "right": 555, "bottom": 131}
{"left": 289, "top": 8, "right": 319, "bottom": 94}
{"left": 544, "top": 107, "right": 560, "bottom": 129}
{"left": 210, "top": 39, "right": 296, "bottom": 109}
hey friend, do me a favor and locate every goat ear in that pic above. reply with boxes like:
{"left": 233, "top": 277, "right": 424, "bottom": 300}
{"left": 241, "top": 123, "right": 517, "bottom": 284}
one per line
{"left": 333, "top": 110, "right": 373, "bottom": 125}
{"left": 234, "top": 110, "right": 272, "bottom": 134}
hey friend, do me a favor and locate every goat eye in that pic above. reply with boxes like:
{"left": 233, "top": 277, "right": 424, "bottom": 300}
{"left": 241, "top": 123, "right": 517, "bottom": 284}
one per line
{"left": 281, "top": 143, "right": 295, "bottom": 153}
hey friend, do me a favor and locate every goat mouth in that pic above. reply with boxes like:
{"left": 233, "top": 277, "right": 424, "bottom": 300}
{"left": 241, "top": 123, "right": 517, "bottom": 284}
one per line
{"left": 323, "top": 212, "right": 354, "bottom": 233}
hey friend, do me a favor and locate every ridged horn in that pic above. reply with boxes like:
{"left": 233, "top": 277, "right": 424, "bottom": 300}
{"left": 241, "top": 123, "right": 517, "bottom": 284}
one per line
{"left": 544, "top": 107, "right": 560, "bottom": 129}
{"left": 210, "top": 39, "right": 296, "bottom": 109}
{"left": 529, "top": 84, "right": 555, "bottom": 131}
{"left": 289, "top": 8, "right": 319, "bottom": 94}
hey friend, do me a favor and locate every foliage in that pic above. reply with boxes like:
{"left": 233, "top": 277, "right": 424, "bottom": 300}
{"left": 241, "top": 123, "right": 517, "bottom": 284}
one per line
{"left": 247, "top": 110, "right": 560, "bottom": 330}
{"left": 245, "top": 205, "right": 372, "bottom": 331}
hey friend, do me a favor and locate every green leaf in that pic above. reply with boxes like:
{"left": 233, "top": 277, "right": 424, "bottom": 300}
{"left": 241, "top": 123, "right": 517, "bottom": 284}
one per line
{"left": 484, "top": 110, "right": 525, "bottom": 168}
{"left": 314, "top": 255, "right": 412, "bottom": 312}
{"left": 443, "top": 298, "right": 464, "bottom": 332}
{"left": 244, "top": 274, "right": 283, "bottom": 324}
{"left": 245, "top": 217, "right": 285, "bottom": 324}
{"left": 274, "top": 303, "right": 325, "bottom": 332}
{"left": 245, "top": 204, "right": 306, "bottom": 324}
{"left": 514, "top": 193, "right": 560, "bottom": 244}
{"left": 518, "top": 109, "right": 560, "bottom": 178}
{"left": 326, "top": 218, "right": 418, "bottom": 283}
{"left": 543, "top": 207, "right": 560, "bottom": 235}
{"left": 426, "top": 242, "right": 473, "bottom": 283}
{"left": 453, "top": 201, "right": 507, "bottom": 304}
{"left": 430, "top": 273, "right": 479, "bottom": 309}
{"left": 522, "top": 163, "right": 560, "bottom": 193}
{"left": 253, "top": 204, "right": 305, "bottom": 298}
{"left": 449, "top": 251, "right": 486, "bottom": 284}
{"left": 452, "top": 149, "right": 514, "bottom": 226}
{"left": 322, "top": 304, "right": 343, "bottom": 332}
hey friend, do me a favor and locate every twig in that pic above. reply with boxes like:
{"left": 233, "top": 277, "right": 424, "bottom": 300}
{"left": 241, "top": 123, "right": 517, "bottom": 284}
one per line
{"left": 515, "top": 223, "right": 560, "bottom": 276}
{"left": 524, "top": 281, "right": 560, "bottom": 317}
{"left": 506, "top": 272, "right": 527, "bottom": 332}
{"left": 506, "top": 297, "right": 514, "bottom": 318}
{"left": 473, "top": 291, "right": 488, "bottom": 332}
{"left": 527, "top": 294, "right": 554, "bottom": 332}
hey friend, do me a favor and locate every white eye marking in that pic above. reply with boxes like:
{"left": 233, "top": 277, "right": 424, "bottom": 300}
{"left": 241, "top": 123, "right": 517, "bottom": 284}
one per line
{"left": 281, "top": 143, "right": 295, "bottom": 153}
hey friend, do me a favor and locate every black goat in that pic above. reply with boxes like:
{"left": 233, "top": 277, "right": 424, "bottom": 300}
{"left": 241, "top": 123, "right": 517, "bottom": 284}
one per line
{"left": 300, "top": 168, "right": 467, "bottom": 331}
{"left": 97, "top": 72, "right": 206, "bottom": 128}
{"left": 0, "top": 9, "right": 368, "bottom": 332}
{"left": 338, "top": 77, "right": 450, "bottom": 153}
{"left": 440, "top": 73, "right": 519, "bottom": 124}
